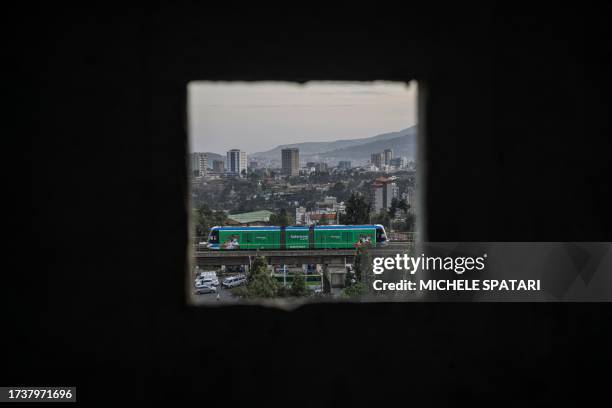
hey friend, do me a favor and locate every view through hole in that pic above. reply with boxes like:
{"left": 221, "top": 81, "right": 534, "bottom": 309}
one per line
{"left": 187, "top": 81, "right": 419, "bottom": 306}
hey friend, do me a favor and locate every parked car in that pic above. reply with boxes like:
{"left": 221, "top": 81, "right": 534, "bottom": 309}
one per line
{"left": 195, "top": 285, "right": 217, "bottom": 295}
{"left": 196, "top": 277, "right": 219, "bottom": 287}
{"left": 197, "top": 271, "right": 219, "bottom": 286}
{"left": 195, "top": 278, "right": 218, "bottom": 288}
{"left": 222, "top": 275, "right": 247, "bottom": 288}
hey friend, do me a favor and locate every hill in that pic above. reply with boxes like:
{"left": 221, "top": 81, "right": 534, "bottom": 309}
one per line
{"left": 250, "top": 126, "right": 416, "bottom": 165}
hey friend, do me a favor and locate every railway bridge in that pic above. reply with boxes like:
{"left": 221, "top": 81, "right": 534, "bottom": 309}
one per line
{"left": 194, "top": 243, "right": 411, "bottom": 291}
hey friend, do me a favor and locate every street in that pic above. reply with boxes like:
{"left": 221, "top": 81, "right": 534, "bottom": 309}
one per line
{"left": 192, "top": 281, "right": 241, "bottom": 304}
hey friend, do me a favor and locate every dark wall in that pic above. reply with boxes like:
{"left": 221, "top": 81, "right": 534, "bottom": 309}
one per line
{"left": 18, "top": 3, "right": 612, "bottom": 404}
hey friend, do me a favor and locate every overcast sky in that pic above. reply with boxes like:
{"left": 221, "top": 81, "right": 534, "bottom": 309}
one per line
{"left": 188, "top": 81, "right": 417, "bottom": 154}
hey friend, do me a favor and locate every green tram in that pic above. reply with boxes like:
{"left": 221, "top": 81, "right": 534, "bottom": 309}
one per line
{"left": 206, "top": 224, "right": 388, "bottom": 250}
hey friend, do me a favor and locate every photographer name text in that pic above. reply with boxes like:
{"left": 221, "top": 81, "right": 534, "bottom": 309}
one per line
{"left": 371, "top": 254, "right": 540, "bottom": 292}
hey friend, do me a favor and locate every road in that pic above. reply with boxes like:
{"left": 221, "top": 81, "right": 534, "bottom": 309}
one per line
{"left": 191, "top": 282, "right": 237, "bottom": 303}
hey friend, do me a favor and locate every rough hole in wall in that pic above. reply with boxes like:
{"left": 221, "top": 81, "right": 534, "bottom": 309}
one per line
{"left": 186, "top": 80, "right": 420, "bottom": 307}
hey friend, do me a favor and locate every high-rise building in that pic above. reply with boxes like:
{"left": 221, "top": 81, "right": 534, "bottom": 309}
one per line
{"left": 212, "top": 160, "right": 225, "bottom": 173}
{"left": 384, "top": 148, "right": 394, "bottom": 165}
{"left": 389, "top": 157, "right": 406, "bottom": 168}
{"left": 314, "top": 162, "right": 328, "bottom": 173}
{"left": 373, "top": 177, "right": 399, "bottom": 212}
{"left": 190, "top": 152, "right": 208, "bottom": 177}
{"left": 281, "top": 148, "right": 300, "bottom": 176}
{"left": 371, "top": 152, "right": 384, "bottom": 170}
{"left": 338, "top": 161, "right": 352, "bottom": 170}
{"left": 226, "top": 149, "right": 247, "bottom": 176}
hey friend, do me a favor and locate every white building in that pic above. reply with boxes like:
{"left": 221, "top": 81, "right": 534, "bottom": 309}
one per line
{"left": 373, "top": 178, "right": 399, "bottom": 212}
{"left": 295, "top": 207, "right": 340, "bottom": 225}
{"left": 318, "top": 196, "right": 345, "bottom": 212}
{"left": 226, "top": 149, "right": 247, "bottom": 176}
{"left": 384, "top": 148, "right": 393, "bottom": 165}
{"left": 295, "top": 196, "right": 346, "bottom": 225}
{"left": 389, "top": 156, "right": 406, "bottom": 169}
{"left": 371, "top": 152, "right": 384, "bottom": 170}
{"left": 300, "top": 167, "right": 315, "bottom": 176}
{"left": 191, "top": 152, "right": 208, "bottom": 177}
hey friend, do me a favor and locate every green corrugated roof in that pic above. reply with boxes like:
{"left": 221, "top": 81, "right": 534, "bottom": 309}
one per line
{"left": 227, "top": 210, "right": 274, "bottom": 224}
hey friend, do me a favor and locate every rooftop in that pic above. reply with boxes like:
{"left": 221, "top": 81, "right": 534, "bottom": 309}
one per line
{"left": 227, "top": 210, "right": 274, "bottom": 224}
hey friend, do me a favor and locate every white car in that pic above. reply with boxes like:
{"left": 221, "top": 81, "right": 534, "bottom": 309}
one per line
{"left": 197, "top": 271, "right": 219, "bottom": 285}
{"left": 222, "top": 275, "right": 247, "bottom": 288}
{"left": 195, "top": 277, "right": 219, "bottom": 287}
{"left": 195, "top": 277, "right": 218, "bottom": 288}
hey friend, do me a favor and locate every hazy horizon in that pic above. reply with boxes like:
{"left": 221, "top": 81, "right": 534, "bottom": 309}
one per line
{"left": 188, "top": 81, "right": 417, "bottom": 155}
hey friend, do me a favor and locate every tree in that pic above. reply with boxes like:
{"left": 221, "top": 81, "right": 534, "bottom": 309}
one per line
{"left": 397, "top": 198, "right": 409, "bottom": 214}
{"left": 269, "top": 208, "right": 290, "bottom": 226}
{"left": 371, "top": 209, "right": 390, "bottom": 229}
{"left": 246, "top": 256, "right": 278, "bottom": 298}
{"left": 353, "top": 243, "right": 372, "bottom": 283}
{"left": 248, "top": 171, "right": 260, "bottom": 183}
{"left": 389, "top": 197, "right": 400, "bottom": 219}
{"left": 404, "top": 212, "right": 416, "bottom": 232}
{"left": 329, "top": 181, "right": 347, "bottom": 201}
{"left": 276, "top": 285, "right": 291, "bottom": 297}
{"left": 290, "top": 272, "right": 308, "bottom": 297}
{"left": 248, "top": 256, "right": 268, "bottom": 283}
{"left": 194, "top": 204, "right": 228, "bottom": 237}
{"left": 341, "top": 282, "right": 366, "bottom": 298}
{"left": 391, "top": 209, "right": 415, "bottom": 233}
{"left": 340, "top": 193, "right": 371, "bottom": 225}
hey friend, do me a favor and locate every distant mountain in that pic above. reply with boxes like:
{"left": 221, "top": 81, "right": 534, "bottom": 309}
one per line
{"left": 317, "top": 133, "right": 416, "bottom": 163}
{"left": 205, "top": 152, "right": 225, "bottom": 162}
{"left": 249, "top": 126, "right": 416, "bottom": 165}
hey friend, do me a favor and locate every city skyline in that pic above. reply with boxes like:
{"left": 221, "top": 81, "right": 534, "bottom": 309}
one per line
{"left": 188, "top": 81, "right": 418, "bottom": 154}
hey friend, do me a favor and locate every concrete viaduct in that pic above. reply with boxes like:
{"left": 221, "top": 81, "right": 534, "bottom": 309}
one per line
{"left": 194, "top": 243, "right": 411, "bottom": 292}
